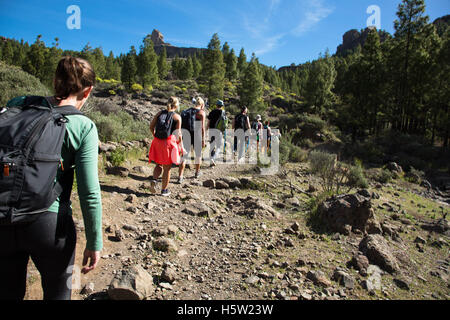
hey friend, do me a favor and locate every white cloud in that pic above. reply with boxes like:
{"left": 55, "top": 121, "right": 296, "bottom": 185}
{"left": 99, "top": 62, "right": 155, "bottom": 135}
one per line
{"left": 292, "top": 0, "right": 334, "bottom": 36}
{"left": 255, "top": 34, "right": 285, "bottom": 56}
{"left": 241, "top": 0, "right": 333, "bottom": 56}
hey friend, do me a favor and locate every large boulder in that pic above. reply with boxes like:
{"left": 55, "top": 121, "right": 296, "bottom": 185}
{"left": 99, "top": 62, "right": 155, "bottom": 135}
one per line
{"left": 182, "top": 204, "right": 211, "bottom": 217}
{"left": 317, "top": 191, "right": 379, "bottom": 234}
{"left": 359, "top": 234, "right": 400, "bottom": 274}
{"left": 106, "top": 166, "right": 130, "bottom": 178}
{"left": 228, "top": 196, "right": 280, "bottom": 219}
{"left": 108, "top": 265, "right": 154, "bottom": 300}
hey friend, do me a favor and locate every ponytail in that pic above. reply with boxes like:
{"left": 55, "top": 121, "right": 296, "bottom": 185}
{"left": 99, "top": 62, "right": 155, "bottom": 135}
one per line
{"left": 167, "top": 96, "right": 179, "bottom": 111}
{"left": 53, "top": 56, "right": 96, "bottom": 100}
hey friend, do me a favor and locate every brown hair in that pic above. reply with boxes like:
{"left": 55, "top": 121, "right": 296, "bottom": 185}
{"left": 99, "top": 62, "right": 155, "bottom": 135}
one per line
{"left": 53, "top": 56, "right": 96, "bottom": 100}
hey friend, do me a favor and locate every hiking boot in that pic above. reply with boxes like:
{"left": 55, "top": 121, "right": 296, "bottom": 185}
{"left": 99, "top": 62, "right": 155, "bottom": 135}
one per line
{"left": 161, "top": 189, "right": 171, "bottom": 197}
{"left": 194, "top": 171, "right": 203, "bottom": 179}
{"left": 150, "top": 179, "right": 157, "bottom": 194}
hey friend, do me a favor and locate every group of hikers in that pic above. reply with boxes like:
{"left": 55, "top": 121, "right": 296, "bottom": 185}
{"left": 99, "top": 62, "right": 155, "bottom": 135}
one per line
{"left": 0, "top": 56, "right": 278, "bottom": 300}
{"left": 147, "top": 96, "right": 274, "bottom": 197}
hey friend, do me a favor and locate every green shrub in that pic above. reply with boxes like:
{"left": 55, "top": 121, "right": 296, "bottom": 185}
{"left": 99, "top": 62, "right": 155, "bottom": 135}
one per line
{"left": 300, "top": 138, "right": 314, "bottom": 149}
{"left": 289, "top": 145, "right": 308, "bottom": 162}
{"left": 87, "top": 110, "right": 149, "bottom": 142}
{"left": 279, "top": 132, "right": 308, "bottom": 165}
{"left": 308, "top": 151, "right": 366, "bottom": 194}
{"left": 131, "top": 83, "right": 144, "bottom": 93}
{"left": 346, "top": 160, "right": 369, "bottom": 189}
{"left": 0, "top": 61, "right": 50, "bottom": 105}
{"left": 405, "top": 167, "right": 425, "bottom": 184}
{"left": 109, "top": 148, "right": 126, "bottom": 167}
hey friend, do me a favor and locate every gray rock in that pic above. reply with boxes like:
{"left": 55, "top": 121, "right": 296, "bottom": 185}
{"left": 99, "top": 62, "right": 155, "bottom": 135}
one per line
{"left": 386, "top": 162, "right": 403, "bottom": 174}
{"left": 393, "top": 278, "right": 410, "bottom": 291}
{"left": 80, "top": 282, "right": 95, "bottom": 295}
{"left": 115, "top": 228, "right": 125, "bottom": 241}
{"left": 348, "top": 253, "right": 369, "bottom": 275}
{"left": 182, "top": 204, "right": 211, "bottom": 217}
{"left": 167, "top": 225, "right": 179, "bottom": 235}
{"left": 151, "top": 227, "right": 169, "bottom": 237}
{"left": 414, "top": 236, "right": 426, "bottom": 244}
{"left": 152, "top": 238, "right": 178, "bottom": 252}
{"left": 159, "top": 282, "right": 173, "bottom": 290}
{"left": 245, "top": 275, "right": 260, "bottom": 286}
{"left": 215, "top": 180, "right": 230, "bottom": 189}
{"left": 161, "top": 267, "right": 177, "bottom": 283}
{"left": 99, "top": 142, "right": 117, "bottom": 153}
{"left": 317, "top": 192, "right": 378, "bottom": 234}
{"left": 132, "top": 166, "right": 152, "bottom": 176}
{"left": 362, "top": 265, "right": 382, "bottom": 292}
{"left": 125, "top": 194, "right": 137, "bottom": 203}
{"left": 203, "top": 179, "right": 216, "bottom": 188}
{"left": 106, "top": 166, "right": 130, "bottom": 177}
{"left": 359, "top": 235, "right": 400, "bottom": 274}
{"left": 220, "top": 177, "right": 242, "bottom": 188}
{"left": 332, "top": 269, "right": 355, "bottom": 289}
{"left": 108, "top": 265, "right": 154, "bottom": 300}
{"left": 299, "top": 292, "right": 312, "bottom": 300}
{"left": 306, "top": 270, "right": 331, "bottom": 287}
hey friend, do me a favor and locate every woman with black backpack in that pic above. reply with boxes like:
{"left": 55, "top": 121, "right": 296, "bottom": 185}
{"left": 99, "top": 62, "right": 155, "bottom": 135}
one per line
{"left": 148, "top": 97, "right": 183, "bottom": 197}
{"left": 0, "top": 56, "right": 102, "bottom": 300}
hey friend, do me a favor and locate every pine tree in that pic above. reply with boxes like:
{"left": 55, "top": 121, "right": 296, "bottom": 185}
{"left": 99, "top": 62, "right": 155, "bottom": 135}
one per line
{"left": 391, "top": 0, "right": 429, "bottom": 132}
{"left": 92, "top": 47, "right": 106, "bottom": 79}
{"left": 1, "top": 40, "right": 14, "bottom": 65}
{"left": 180, "top": 56, "right": 194, "bottom": 80}
{"left": 199, "top": 33, "right": 226, "bottom": 102}
{"left": 23, "top": 35, "right": 46, "bottom": 81}
{"left": 121, "top": 47, "right": 137, "bottom": 91}
{"left": 237, "top": 48, "right": 247, "bottom": 76}
{"left": 105, "top": 51, "right": 121, "bottom": 80}
{"left": 238, "top": 53, "right": 263, "bottom": 111}
{"left": 304, "top": 51, "right": 337, "bottom": 114}
{"left": 192, "top": 54, "right": 202, "bottom": 78}
{"left": 225, "top": 48, "right": 238, "bottom": 80}
{"left": 157, "top": 47, "right": 168, "bottom": 80}
{"left": 171, "top": 56, "right": 183, "bottom": 79}
{"left": 348, "top": 28, "right": 385, "bottom": 137}
{"left": 137, "top": 36, "right": 158, "bottom": 87}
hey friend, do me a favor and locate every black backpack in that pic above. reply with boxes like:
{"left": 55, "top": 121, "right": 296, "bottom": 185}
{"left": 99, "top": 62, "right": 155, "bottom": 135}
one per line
{"left": 154, "top": 110, "right": 174, "bottom": 139}
{"left": 0, "top": 96, "right": 84, "bottom": 225}
{"left": 235, "top": 114, "right": 248, "bottom": 131}
{"left": 181, "top": 108, "right": 199, "bottom": 132}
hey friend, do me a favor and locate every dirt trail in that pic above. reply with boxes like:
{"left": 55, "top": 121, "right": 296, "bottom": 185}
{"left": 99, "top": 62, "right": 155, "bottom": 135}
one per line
{"left": 24, "top": 155, "right": 450, "bottom": 300}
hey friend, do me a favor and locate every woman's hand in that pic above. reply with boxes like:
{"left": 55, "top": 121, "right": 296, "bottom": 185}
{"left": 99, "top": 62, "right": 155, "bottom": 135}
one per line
{"left": 81, "top": 249, "right": 100, "bottom": 274}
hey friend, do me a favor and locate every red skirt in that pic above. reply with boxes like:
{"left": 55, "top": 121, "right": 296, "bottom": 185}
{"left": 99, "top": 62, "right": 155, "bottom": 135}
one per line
{"left": 148, "top": 135, "right": 181, "bottom": 166}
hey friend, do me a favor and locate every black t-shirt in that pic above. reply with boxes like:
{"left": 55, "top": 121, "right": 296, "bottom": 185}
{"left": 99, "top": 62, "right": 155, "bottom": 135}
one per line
{"left": 208, "top": 109, "right": 223, "bottom": 129}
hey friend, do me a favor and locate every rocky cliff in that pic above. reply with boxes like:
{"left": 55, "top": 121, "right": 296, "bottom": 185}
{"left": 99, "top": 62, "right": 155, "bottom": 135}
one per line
{"left": 335, "top": 27, "right": 391, "bottom": 57}
{"left": 150, "top": 29, "right": 206, "bottom": 58}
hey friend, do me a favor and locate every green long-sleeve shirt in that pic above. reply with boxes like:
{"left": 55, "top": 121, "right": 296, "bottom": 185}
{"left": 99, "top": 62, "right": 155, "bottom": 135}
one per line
{"left": 47, "top": 114, "right": 103, "bottom": 251}
{"left": 7, "top": 96, "right": 103, "bottom": 251}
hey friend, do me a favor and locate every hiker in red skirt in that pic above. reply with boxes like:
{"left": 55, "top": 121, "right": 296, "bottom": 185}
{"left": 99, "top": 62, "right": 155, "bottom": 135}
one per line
{"left": 148, "top": 97, "right": 183, "bottom": 197}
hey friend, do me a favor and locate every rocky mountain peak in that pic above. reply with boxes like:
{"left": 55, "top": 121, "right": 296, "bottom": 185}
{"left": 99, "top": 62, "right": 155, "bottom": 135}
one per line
{"left": 151, "top": 29, "right": 169, "bottom": 47}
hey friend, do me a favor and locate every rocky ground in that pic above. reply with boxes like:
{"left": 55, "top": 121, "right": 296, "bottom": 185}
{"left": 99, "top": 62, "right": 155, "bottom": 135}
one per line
{"left": 24, "top": 146, "right": 450, "bottom": 301}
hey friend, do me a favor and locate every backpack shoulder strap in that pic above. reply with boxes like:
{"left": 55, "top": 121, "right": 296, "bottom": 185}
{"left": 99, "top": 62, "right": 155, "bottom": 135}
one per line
{"left": 54, "top": 105, "right": 84, "bottom": 117}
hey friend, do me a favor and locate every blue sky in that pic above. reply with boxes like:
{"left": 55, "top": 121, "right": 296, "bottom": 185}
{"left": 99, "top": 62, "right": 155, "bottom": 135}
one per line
{"left": 0, "top": 0, "right": 448, "bottom": 68}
